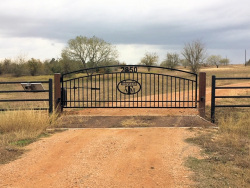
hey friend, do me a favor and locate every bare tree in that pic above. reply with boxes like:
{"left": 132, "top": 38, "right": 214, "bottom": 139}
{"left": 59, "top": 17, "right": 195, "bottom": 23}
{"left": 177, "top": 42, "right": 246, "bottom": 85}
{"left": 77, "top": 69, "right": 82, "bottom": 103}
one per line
{"left": 219, "top": 58, "right": 230, "bottom": 66}
{"left": 182, "top": 40, "right": 206, "bottom": 73}
{"left": 206, "top": 55, "right": 222, "bottom": 68}
{"left": 140, "top": 52, "right": 159, "bottom": 71}
{"left": 62, "top": 36, "right": 118, "bottom": 68}
{"left": 161, "top": 52, "right": 180, "bottom": 69}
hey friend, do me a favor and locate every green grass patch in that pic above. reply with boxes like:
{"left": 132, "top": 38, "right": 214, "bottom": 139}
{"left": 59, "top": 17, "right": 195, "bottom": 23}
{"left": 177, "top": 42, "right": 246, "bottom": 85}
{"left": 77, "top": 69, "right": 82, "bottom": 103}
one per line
{"left": 10, "top": 138, "right": 35, "bottom": 147}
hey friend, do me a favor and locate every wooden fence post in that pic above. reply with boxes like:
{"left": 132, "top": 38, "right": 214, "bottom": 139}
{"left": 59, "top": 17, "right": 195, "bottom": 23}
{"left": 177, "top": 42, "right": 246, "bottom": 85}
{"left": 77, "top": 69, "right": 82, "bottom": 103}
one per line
{"left": 54, "top": 73, "right": 62, "bottom": 113}
{"left": 199, "top": 72, "right": 206, "bottom": 118}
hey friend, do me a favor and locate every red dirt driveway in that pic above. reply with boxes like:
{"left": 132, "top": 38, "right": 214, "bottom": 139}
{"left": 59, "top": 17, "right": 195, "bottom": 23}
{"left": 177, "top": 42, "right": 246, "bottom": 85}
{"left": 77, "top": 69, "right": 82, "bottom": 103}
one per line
{"left": 0, "top": 128, "right": 201, "bottom": 188}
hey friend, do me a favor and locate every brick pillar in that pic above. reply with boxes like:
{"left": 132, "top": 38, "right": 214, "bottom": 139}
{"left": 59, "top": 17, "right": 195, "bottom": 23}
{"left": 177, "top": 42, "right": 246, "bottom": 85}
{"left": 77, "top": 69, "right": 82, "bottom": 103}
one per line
{"left": 199, "top": 72, "right": 206, "bottom": 118}
{"left": 54, "top": 73, "right": 62, "bottom": 113}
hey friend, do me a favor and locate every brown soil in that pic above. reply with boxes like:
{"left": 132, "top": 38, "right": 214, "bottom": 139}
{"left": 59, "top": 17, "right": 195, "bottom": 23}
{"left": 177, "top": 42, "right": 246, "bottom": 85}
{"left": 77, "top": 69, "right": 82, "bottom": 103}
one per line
{"left": 0, "top": 128, "right": 201, "bottom": 188}
{"left": 64, "top": 108, "right": 199, "bottom": 117}
{"left": 0, "top": 146, "right": 24, "bottom": 164}
{"left": 56, "top": 115, "right": 213, "bottom": 128}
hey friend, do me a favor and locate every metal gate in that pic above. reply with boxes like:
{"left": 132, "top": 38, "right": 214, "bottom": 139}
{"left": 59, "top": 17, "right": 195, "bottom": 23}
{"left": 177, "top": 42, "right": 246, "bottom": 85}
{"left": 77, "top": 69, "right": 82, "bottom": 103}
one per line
{"left": 61, "top": 65, "right": 197, "bottom": 108}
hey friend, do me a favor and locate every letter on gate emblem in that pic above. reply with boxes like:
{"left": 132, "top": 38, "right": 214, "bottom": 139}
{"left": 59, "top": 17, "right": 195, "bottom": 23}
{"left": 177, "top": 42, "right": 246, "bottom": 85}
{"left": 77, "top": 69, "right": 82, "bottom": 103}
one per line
{"left": 117, "top": 79, "right": 141, "bottom": 95}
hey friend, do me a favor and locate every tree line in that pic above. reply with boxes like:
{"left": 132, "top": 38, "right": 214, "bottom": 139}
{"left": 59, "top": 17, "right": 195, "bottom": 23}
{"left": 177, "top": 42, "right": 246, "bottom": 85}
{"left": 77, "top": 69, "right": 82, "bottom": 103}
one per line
{"left": 0, "top": 36, "right": 236, "bottom": 77}
{"left": 140, "top": 40, "right": 230, "bottom": 73}
{"left": 0, "top": 57, "right": 84, "bottom": 77}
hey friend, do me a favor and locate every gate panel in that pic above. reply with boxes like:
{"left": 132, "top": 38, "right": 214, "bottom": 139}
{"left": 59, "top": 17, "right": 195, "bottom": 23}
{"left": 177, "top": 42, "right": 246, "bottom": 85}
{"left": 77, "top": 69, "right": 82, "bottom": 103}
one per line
{"left": 61, "top": 65, "right": 197, "bottom": 108}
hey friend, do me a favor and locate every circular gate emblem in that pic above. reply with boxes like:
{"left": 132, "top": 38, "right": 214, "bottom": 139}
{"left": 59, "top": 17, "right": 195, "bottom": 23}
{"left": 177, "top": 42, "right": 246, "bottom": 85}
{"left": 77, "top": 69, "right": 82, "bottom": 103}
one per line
{"left": 117, "top": 79, "right": 141, "bottom": 95}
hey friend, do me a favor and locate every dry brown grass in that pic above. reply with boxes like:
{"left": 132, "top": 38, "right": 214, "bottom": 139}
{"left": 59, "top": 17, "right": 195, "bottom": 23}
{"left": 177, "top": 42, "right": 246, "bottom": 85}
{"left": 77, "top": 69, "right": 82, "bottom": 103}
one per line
{"left": 219, "top": 112, "right": 250, "bottom": 137}
{"left": 121, "top": 117, "right": 152, "bottom": 127}
{"left": 0, "top": 110, "right": 58, "bottom": 145}
{"left": 0, "top": 109, "right": 59, "bottom": 164}
{"left": 186, "top": 111, "right": 250, "bottom": 187}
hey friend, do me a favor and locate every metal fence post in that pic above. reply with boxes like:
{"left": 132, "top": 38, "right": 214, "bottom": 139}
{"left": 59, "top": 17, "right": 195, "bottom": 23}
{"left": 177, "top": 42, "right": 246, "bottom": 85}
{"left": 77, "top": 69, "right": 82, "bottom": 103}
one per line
{"left": 54, "top": 73, "right": 62, "bottom": 113}
{"left": 48, "top": 79, "right": 53, "bottom": 113}
{"left": 199, "top": 72, "right": 206, "bottom": 118}
{"left": 211, "top": 75, "right": 216, "bottom": 123}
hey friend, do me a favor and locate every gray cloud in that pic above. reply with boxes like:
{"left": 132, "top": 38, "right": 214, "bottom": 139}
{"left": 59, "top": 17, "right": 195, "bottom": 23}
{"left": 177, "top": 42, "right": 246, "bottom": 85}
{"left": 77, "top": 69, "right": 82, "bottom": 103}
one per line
{"left": 0, "top": 0, "right": 249, "bottom": 63}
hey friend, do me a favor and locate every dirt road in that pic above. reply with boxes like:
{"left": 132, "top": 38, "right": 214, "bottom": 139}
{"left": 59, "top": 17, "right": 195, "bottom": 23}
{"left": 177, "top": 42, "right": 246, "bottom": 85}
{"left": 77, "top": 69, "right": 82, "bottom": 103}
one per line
{"left": 0, "top": 128, "right": 200, "bottom": 188}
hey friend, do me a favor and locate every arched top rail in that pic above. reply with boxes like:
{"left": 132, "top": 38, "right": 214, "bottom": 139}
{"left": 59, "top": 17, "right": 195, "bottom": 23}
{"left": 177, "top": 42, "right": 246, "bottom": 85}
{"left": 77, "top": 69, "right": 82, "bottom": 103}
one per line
{"left": 63, "top": 72, "right": 197, "bottom": 83}
{"left": 62, "top": 64, "right": 197, "bottom": 77}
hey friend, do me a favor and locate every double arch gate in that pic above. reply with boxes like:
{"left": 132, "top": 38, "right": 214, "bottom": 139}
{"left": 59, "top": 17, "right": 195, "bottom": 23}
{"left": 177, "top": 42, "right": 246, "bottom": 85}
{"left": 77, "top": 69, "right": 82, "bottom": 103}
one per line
{"left": 61, "top": 65, "right": 197, "bottom": 109}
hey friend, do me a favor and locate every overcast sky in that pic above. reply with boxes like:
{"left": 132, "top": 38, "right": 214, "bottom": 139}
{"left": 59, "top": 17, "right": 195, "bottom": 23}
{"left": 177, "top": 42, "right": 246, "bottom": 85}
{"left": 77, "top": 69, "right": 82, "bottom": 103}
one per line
{"left": 0, "top": 0, "right": 249, "bottom": 64}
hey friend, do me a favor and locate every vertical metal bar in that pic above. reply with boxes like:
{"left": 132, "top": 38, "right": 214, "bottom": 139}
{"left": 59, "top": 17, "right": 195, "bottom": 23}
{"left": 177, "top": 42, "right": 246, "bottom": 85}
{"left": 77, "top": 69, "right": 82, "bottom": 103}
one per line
{"left": 124, "top": 73, "right": 126, "bottom": 107}
{"left": 78, "top": 78, "right": 80, "bottom": 107}
{"left": 150, "top": 74, "right": 151, "bottom": 107}
{"left": 116, "top": 73, "right": 118, "bottom": 107}
{"left": 120, "top": 72, "right": 122, "bottom": 107}
{"left": 74, "top": 79, "right": 76, "bottom": 107}
{"left": 195, "top": 74, "right": 198, "bottom": 108}
{"left": 171, "top": 77, "right": 172, "bottom": 107}
{"left": 70, "top": 80, "right": 72, "bottom": 107}
{"left": 137, "top": 72, "right": 138, "bottom": 107}
{"left": 95, "top": 75, "right": 97, "bottom": 107}
{"left": 129, "top": 73, "right": 130, "bottom": 107}
{"left": 175, "top": 77, "right": 177, "bottom": 107}
{"left": 154, "top": 74, "right": 156, "bottom": 107}
{"left": 48, "top": 79, "right": 53, "bottom": 113}
{"left": 192, "top": 81, "right": 194, "bottom": 107}
{"left": 167, "top": 76, "right": 168, "bottom": 107}
{"left": 179, "top": 78, "right": 181, "bottom": 107}
{"left": 107, "top": 74, "right": 109, "bottom": 107}
{"left": 162, "top": 75, "right": 164, "bottom": 107}
{"left": 211, "top": 75, "right": 216, "bottom": 123}
{"left": 112, "top": 73, "right": 113, "bottom": 107}
{"left": 133, "top": 72, "right": 135, "bottom": 107}
{"left": 65, "top": 81, "right": 67, "bottom": 107}
{"left": 132, "top": 72, "right": 135, "bottom": 107}
{"left": 141, "top": 73, "right": 143, "bottom": 107}
{"left": 183, "top": 79, "right": 185, "bottom": 107}
{"left": 188, "top": 80, "right": 190, "bottom": 107}
{"left": 145, "top": 73, "right": 147, "bottom": 107}
{"left": 82, "top": 77, "right": 84, "bottom": 107}
{"left": 91, "top": 76, "right": 93, "bottom": 107}
{"left": 141, "top": 72, "right": 142, "bottom": 107}
{"left": 87, "top": 76, "right": 88, "bottom": 107}
{"left": 103, "top": 74, "right": 105, "bottom": 107}
{"left": 158, "top": 74, "right": 160, "bottom": 107}
{"left": 99, "top": 74, "right": 101, "bottom": 107}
